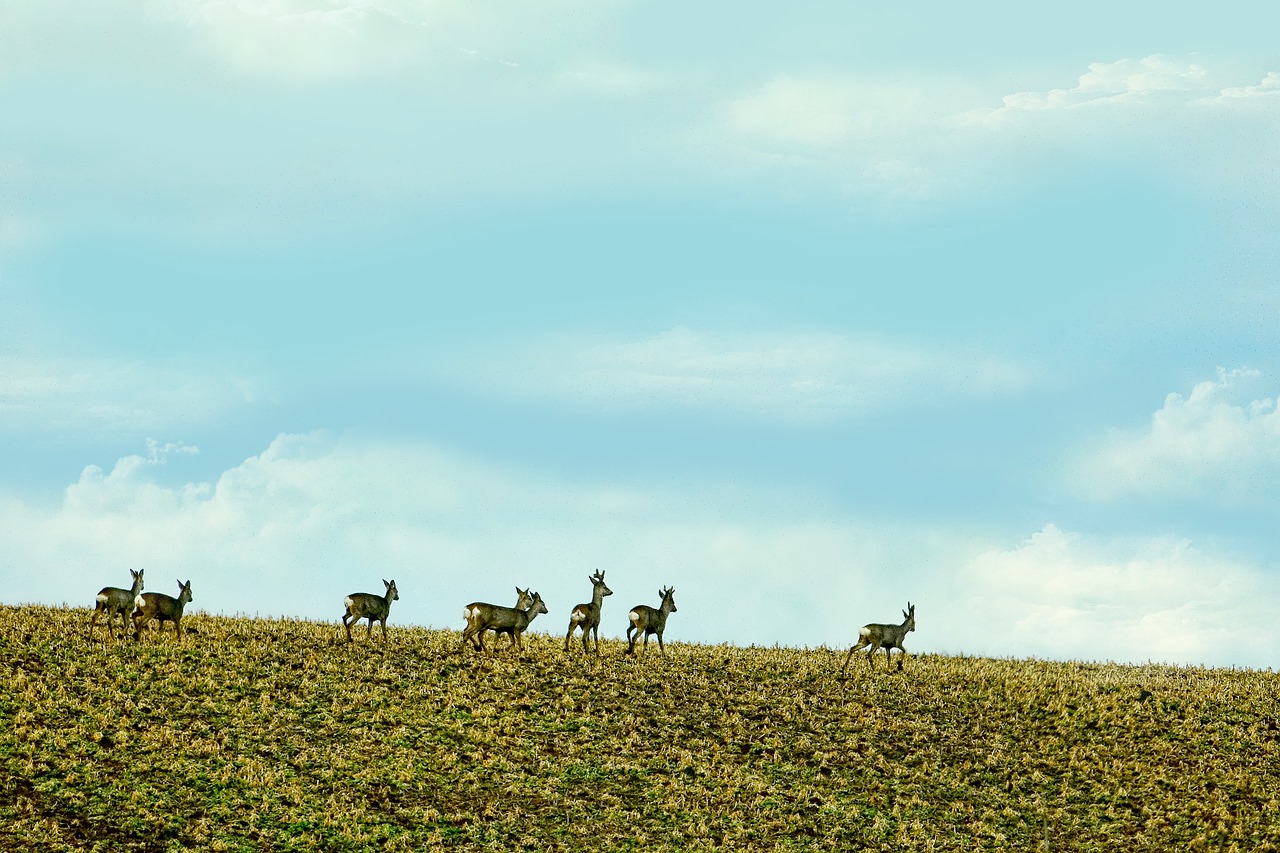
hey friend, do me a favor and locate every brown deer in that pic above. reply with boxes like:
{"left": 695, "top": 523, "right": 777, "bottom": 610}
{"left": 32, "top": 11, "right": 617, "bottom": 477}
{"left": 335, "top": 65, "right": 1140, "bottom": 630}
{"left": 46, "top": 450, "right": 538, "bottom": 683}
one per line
{"left": 132, "top": 579, "right": 193, "bottom": 641}
{"left": 342, "top": 579, "right": 399, "bottom": 643}
{"left": 564, "top": 570, "right": 612, "bottom": 654}
{"left": 461, "top": 591, "right": 549, "bottom": 653}
{"left": 463, "top": 587, "right": 533, "bottom": 650}
{"left": 89, "top": 568, "right": 143, "bottom": 639}
{"left": 841, "top": 602, "right": 915, "bottom": 673}
{"left": 624, "top": 586, "right": 677, "bottom": 655}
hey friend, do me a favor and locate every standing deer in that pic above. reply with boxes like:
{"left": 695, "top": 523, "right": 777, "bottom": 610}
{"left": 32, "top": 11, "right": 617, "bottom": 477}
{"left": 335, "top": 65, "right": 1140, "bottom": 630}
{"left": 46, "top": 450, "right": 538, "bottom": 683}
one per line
{"left": 132, "top": 579, "right": 193, "bottom": 641}
{"left": 625, "top": 586, "right": 677, "bottom": 655}
{"left": 841, "top": 602, "right": 915, "bottom": 674}
{"left": 89, "top": 568, "right": 144, "bottom": 639}
{"left": 462, "top": 587, "right": 534, "bottom": 650}
{"left": 461, "top": 591, "right": 549, "bottom": 653}
{"left": 565, "top": 570, "right": 612, "bottom": 654}
{"left": 342, "top": 579, "right": 399, "bottom": 643}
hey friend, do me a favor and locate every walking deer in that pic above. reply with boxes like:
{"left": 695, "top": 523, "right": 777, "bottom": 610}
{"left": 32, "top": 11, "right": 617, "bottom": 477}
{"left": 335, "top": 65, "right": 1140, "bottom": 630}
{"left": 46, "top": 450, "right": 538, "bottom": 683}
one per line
{"left": 461, "top": 590, "right": 549, "bottom": 653}
{"left": 625, "top": 586, "right": 677, "bottom": 655}
{"left": 841, "top": 602, "right": 915, "bottom": 674}
{"left": 89, "top": 568, "right": 144, "bottom": 639}
{"left": 132, "top": 579, "right": 193, "bottom": 641}
{"left": 565, "top": 569, "right": 612, "bottom": 654}
{"left": 342, "top": 579, "right": 399, "bottom": 643}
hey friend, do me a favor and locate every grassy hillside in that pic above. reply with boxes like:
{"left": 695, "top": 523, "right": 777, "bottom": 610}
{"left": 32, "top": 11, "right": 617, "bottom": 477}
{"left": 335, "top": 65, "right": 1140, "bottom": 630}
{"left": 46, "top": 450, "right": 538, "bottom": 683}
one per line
{"left": 2, "top": 605, "right": 1277, "bottom": 851}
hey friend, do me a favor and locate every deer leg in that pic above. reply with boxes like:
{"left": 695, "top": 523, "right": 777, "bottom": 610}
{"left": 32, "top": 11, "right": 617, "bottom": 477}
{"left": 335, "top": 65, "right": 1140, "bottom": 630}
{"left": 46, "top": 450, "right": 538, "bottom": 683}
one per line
{"left": 380, "top": 618, "right": 388, "bottom": 643}
{"left": 564, "top": 622, "right": 575, "bottom": 650}
{"left": 656, "top": 630, "right": 665, "bottom": 653}
{"left": 840, "top": 643, "right": 862, "bottom": 675}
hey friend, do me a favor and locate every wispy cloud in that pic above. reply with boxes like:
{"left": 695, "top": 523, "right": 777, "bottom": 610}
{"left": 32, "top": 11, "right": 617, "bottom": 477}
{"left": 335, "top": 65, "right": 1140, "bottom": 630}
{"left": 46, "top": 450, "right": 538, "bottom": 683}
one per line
{"left": 0, "top": 354, "right": 268, "bottom": 434}
{"left": 1068, "top": 368, "right": 1280, "bottom": 505}
{"left": 975, "top": 55, "right": 1278, "bottom": 113}
{"left": 707, "top": 55, "right": 1280, "bottom": 201}
{"left": 436, "top": 327, "right": 1031, "bottom": 425}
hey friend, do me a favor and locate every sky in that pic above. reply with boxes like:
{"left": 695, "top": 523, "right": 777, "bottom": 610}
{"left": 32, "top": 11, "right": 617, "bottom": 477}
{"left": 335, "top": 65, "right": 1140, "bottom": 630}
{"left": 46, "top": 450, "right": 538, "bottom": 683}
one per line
{"left": 2, "top": 1, "right": 1279, "bottom": 668}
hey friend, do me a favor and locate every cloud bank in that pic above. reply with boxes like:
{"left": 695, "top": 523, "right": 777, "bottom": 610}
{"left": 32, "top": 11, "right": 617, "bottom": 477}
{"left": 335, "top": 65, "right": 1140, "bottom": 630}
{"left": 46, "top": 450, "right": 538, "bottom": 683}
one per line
{"left": 957, "top": 524, "right": 1274, "bottom": 667}
{"left": 4, "top": 432, "right": 1273, "bottom": 668}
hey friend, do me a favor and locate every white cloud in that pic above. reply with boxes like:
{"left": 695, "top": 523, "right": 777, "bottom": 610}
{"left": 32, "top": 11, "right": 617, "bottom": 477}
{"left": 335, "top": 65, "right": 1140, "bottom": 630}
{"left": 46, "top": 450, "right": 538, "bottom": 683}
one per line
{"left": 160, "top": 0, "right": 437, "bottom": 83}
{"left": 1070, "top": 368, "right": 1280, "bottom": 504}
{"left": 145, "top": 0, "right": 606, "bottom": 84}
{"left": 0, "top": 354, "right": 268, "bottom": 434}
{"left": 714, "top": 73, "right": 977, "bottom": 199}
{"left": 1218, "top": 71, "right": 1280, "bottom": 100}
{"left": 437, "top": 327, "right": 1031, "bottom": 424}
{"left": 706, "top": 55, "right": 1280, "bottom": 202}
{"left": 989, "top": 55, "right": 1220, "bottom": 112}
{"left": 955, "top": 523, "right": 1275, "bottom": 668}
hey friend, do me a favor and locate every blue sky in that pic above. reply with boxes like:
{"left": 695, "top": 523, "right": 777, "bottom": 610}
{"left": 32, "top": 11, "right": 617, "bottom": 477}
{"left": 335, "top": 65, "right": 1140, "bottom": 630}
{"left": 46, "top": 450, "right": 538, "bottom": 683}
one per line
{"left": 3, "top": 2, "right": 1279, "bottom": 667}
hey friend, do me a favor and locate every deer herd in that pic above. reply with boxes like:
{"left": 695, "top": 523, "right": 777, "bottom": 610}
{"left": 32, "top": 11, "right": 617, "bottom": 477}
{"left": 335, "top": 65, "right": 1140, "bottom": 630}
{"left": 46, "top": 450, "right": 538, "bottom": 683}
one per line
{"left": 88, "top": 568, "right": 917, "bottom": 671}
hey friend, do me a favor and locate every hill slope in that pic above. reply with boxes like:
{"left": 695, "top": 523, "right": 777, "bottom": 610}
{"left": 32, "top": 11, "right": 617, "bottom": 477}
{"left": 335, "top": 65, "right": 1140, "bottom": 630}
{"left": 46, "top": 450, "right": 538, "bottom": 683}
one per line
{"left": 2, "top": 606, "right": 1277, "bottom": 851}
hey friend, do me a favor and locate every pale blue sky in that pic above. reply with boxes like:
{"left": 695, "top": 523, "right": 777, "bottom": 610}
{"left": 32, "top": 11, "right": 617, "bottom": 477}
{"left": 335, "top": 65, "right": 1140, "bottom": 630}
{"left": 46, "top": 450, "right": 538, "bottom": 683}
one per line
{"left": 3, "top": 2, "right": 1279, "bottom": 667}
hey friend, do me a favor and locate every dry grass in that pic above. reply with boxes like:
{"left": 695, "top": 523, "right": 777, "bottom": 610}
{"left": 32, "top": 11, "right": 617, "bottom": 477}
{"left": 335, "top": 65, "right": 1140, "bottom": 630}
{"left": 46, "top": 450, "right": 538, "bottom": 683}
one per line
{"left": 1, "top": 605, "right": 1277, "bottom": 851}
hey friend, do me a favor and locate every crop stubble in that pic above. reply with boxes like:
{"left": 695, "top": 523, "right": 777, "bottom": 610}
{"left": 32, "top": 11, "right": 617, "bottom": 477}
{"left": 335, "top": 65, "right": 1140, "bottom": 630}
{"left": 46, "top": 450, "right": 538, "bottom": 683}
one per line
{"left": 1, "top": 605, "right": 1277, "bottom": 851}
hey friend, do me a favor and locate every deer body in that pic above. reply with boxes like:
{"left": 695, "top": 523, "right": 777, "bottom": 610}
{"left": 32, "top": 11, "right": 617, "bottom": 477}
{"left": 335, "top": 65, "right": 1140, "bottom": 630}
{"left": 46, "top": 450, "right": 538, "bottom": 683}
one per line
{"left": 842, "top": 602, "right": 915, "bottom": 673}
{"left": 625, "top": 586, "right": 677, "bottom": 655}
{"left": 565, "top": 570, "right": 612, "bottom": 654}
{"left": 342, "top": 579, "right": 398, "bottom": 643}
{"left": 89, "top": 568, "right": 143, "bottom": 639}
{"left": 132, "top": 579, "right": 193, "bottom": 641}
{"left": 461, "top": 591, "right": 548, "bottom": 652}
{"left": 463, "top": 587, "right": 533, "bottom": 650}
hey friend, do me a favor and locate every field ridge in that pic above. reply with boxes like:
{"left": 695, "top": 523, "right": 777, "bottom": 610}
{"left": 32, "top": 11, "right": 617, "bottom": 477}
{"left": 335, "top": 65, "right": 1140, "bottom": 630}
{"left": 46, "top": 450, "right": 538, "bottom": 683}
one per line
{"left": 2, "top": 606, "right": 1277, "bottom": 851}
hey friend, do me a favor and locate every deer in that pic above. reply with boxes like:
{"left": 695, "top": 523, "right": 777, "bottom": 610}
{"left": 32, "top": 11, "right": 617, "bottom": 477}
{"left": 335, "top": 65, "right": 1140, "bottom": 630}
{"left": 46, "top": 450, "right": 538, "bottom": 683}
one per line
{"left": 132, "top": 579, "right": 193, "bottom": 641}
{"left": 89, "top": 568, "right": 144, "bottom": 639}
{"left": 461, "top": 590, "right": 549, "bottom": 653}
{"left": 841, "top": 602, "right": 915, "bottom": 674}
{"left": 342, "top": 579, "right": 399, "bottom": 643}
{"left": 624, "top": 586, "right": 677, "bottom": 655}
{"left": 564, "top": 569, "right": 612, "bottom": 654}
{"left": 463, "top": 587, "right": 534, "bottom": 651}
